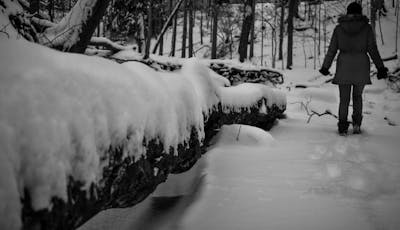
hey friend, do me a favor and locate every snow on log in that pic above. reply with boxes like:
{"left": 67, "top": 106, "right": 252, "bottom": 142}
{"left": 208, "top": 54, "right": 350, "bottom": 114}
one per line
{"left": 0, "top": 39, "right": 286, "bottom": 230}
{"left": 88, "top": 37, "right": 133, "bottom": 52}
{"left": 112, "top": 50, "right": 285, "bottom": 86}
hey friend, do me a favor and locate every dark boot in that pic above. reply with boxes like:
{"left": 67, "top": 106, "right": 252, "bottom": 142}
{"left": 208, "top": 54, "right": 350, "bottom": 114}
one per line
{"left": 352, "top": 115, "right": 363, "bottom": 134}
{"left": 338, "top": 120, "right": 349, "bottom": 135}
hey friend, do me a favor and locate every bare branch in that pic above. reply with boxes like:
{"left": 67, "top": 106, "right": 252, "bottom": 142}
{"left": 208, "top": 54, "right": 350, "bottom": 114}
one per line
{"left": 291, "top": 98, "right": 338, "bottom": 123}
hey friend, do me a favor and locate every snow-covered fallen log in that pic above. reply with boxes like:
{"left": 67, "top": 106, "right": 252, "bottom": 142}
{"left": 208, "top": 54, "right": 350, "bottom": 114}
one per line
{"left": 111, "top": 50, "right": 284, "bottom": 86}
{"left": 0, "top": 39, "right": 286, "bottom": 230}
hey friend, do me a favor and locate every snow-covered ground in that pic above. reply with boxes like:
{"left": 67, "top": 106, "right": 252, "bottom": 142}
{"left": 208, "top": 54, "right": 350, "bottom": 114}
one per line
{"left": 80, "top": 67, "right": 400, "bottom": 230}
{"left": 80, "top": 1, "right": 400, "bottom": 229}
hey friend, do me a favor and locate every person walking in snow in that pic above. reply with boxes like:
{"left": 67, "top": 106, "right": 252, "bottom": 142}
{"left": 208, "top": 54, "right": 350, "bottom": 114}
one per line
{"left": 319, "top": 1, "right": 388, "bottom": 135}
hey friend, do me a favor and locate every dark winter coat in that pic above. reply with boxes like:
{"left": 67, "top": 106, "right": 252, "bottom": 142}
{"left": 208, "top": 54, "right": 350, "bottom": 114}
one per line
{"left": 322, "top": 14, "right": 384, "bottom": 85}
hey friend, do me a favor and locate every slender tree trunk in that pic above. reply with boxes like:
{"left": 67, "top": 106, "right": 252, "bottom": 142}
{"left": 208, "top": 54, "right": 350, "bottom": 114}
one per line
{"left": 261, "top": 3, "right": 264, "bottom": 66}
{"left": 188, "top": 0, "right": 194, "bottom": 57}
{"left": 278, "top": 1, "right": 285, "bottom": 61}
{"left": 152, "top": 0, "right": 185, "bottom": 54}
{"left": 200, "top": 7, "right": 204, "bottom": 45}
{"left": 371, "top": 0, "right": 377, "bottom": 37}
{"left": 313, "top": 3, "right": 317, "bottom": 69}
{"left": 170, "top": 12, "right": 178, "bottom": 56}
{"left": 144, "top": 5, "right": 152, "bottom": 59}
{"left": 181, "top": 0, "right": 188, "bottom": 58}
{"left": 47, "top": 0, "right": 54, "bottom": 21}
{"left": 249, "top": 0, "right": 256, "bottom": 59}
{"left": 29, "top": 0, "right": 40, "bottom": 14}
{"left": 318, "top": 2, "right": 321, "bottom": 56}
{"left": 211, "top": 0, "right": 218, "bottom": 59}
{"left": 238, "top": 0, "right": 255, "bottom": 62}
{"left": 324, "top": 1, "right": 327, "bottom": 54}
{"left": 287, "top": 0, "right": 295, "bottom": 69}
{"left": 396, "top": 0, "right": 399, "bottom": 53}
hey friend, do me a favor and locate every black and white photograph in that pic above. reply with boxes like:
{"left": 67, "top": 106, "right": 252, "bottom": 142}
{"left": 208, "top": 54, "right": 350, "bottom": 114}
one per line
{"left": 1, "top": 0, "right": 400, "bottom": 229}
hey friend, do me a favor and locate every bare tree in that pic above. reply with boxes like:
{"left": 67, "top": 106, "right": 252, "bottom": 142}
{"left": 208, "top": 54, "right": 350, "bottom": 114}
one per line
{"left": 278, "top": 0, "right": 285, "bottom": 61}
{"left": 238, "top": 0, "right": 255, "bottom": 62}
{"left": 211, "top": 0, "right": 219, "bottom": 59}
{"left": 249, "top": 0, "right": 256, "bottom": 59}
{"left": 287, "top": 0, "right": 295, "bottom": 69}
{"left": 182, "top": 0, "right": 188, "bottom": 58}
{"left": 189, "top": 0, "right": 194, "bottom": 57}
{"left": 144, "top": 4, "right": 152, "bottom": 59}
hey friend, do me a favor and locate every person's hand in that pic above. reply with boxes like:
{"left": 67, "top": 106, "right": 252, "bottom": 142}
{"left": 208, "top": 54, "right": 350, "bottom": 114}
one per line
{"left": 319, "top": 67, "right": 330, "bottom": 76}
{"left": 377, "top": 67, "right": 388, "bottom": 80}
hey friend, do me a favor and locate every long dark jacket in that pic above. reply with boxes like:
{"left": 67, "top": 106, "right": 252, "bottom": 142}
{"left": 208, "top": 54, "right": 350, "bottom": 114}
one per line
{"left": 322, "top": 14, "right": 384, "bottom": 85}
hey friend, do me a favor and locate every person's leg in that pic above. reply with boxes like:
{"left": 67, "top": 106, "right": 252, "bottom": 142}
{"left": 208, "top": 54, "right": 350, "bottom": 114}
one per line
{"left": 352, "top": 85, "right": 365, "bottom": 133}
{"left": 338, "top": 84, "right": 351, "bottom": 134}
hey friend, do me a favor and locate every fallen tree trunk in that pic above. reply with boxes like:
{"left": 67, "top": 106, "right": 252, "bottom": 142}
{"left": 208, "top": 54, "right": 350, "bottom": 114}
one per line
{"left": 0, "top": 40, "right": 286, "bottom": 230}
{"left": 22, "top": 98, "right": 285, "bottom": 230}
{"left": 22, "top": 100, "right": 285, "bottom": 230}
{"left": 110, "top": 55, "right": 285, "bottom": 86}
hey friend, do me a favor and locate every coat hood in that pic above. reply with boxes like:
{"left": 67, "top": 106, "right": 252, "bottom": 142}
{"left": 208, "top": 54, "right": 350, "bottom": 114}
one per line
{"left": 338, "top": 14, "right": 369, "bottom": 35}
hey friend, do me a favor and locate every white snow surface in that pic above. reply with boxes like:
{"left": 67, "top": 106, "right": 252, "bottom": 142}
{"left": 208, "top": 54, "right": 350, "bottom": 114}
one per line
{"left": 79, "top": 2, "right": 400, "bottom": 227}
{"left": 0, "top": 38, "right": 286, "bottom": 229}
{"left": 80, "top": 69, "right": 400, "bottom": 230}
{"left": 0, "top": 39, "right": 222, "bottom": 229}
{"left": 220, "top": 83, "right": 286, "bottom": 112}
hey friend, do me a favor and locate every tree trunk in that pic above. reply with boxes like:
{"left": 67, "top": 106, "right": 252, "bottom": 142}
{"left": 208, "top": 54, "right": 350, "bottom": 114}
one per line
{"left": 200, "top": 8, "right": 204, "bottom": 45}
{"left": 182, "top": 0, "right": 188, "bottom": 58}
{"left": 170, "top": 10, "right": 178, "bottom": 56}
{"left": 371, "top": 0, "right": 377, "bottom": 37}
{"left": 38, "top": 0, "right": 112, "bottom": 53}
{"left": 1, "top": 0, "right": 111, "bottom": 53}
{"left": 287, "top": 0, "right": 295, "bottom": 69}
{"left": 152, "top": 0, "right": 186, "bottom": 54}
{"left": 278, "top": 1, "right": 285, "bottom": 61}
{"left": 188, "top": 0, "right": 194, "bottom": 57}
{"left": 144, "top": 5, "right": 152, "bottom": 59}
{"left": 238, "top": 0, "right": 254, "bottom": 62}
{"left": 29, "top": 0, "right": 40, "bottom": 14}
{"left": 211, "top": 0, "right": 218, "bottom": 59}
{"left": 261, "top": 2, "right": 264, "bottom": 66}
{"left": 249, "top": 0, "right": 256, "bottom": 59}
{"left": 47, "top": 0, "right": 54, "bottom": 21}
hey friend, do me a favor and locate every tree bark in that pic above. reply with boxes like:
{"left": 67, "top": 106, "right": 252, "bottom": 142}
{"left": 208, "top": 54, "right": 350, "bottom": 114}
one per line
{"left": 182, "top": 0, "right": 188, "bottom": 58}
{"left": 238, "top": 0, "right": 254, "bottom": 62}
{"left": 287, "top": 0, "right": 295, "bottom": 69}
{"left": 200, "top": 8, "right": 204, "bottom": 45}
{"left": 188, "top": 0, "right": 194, "bottom": 57}
{"left": 29, "top": 0, "right": 39, "bottom": 14}
{"left": 249, "top": 0, "right": 256, "bottom": 59}
{"left": 144, "top": 5, "right": 152, "bottom": 59}
{"left": 47, "top": 0, "right": 54, "bottom": 21}
{"left": 211, "top": 0, "right": 219, "bottom": 59}
{"left": 38, "top": 0, "right": 112, "bottom": 53}
{"left": 170, "top": 9, "right": 178, "bottom": 56}
{"left": 278, "top": 1, "right": 285, "bottom": 61}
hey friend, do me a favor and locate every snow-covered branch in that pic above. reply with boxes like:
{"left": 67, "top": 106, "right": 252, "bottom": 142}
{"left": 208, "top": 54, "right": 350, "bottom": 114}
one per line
{"left": 89, "top": 37, "right": 132, "bottom": 52}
